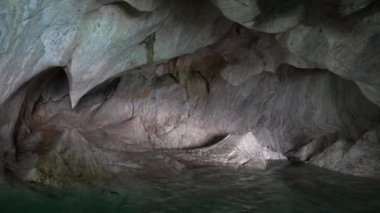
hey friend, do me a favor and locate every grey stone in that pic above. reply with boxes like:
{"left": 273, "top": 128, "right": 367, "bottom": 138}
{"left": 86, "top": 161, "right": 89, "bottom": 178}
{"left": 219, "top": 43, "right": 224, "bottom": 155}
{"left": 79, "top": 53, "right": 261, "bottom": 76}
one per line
{"left": 277, "top": 15, "right": 380, "bottom": 107}
{"left": 123, "top": 0, "right": 163, "bottom": 12}
{"left": 310, "top": 129, "right": 380, "bottom": 177}
{"left": 0, "top": 0, "right": 231, "bottom": 109}
{"left": 248, "top": 0, "right": 306, "bottom": 33}
{"left": 1, "top": 0, "right": 380, "bottom": 183}
{"left": 210, "top": 0, "right": 260, "bottom": 26}
{"left": 172, "top": 132, "right": 286, "bottom": 169}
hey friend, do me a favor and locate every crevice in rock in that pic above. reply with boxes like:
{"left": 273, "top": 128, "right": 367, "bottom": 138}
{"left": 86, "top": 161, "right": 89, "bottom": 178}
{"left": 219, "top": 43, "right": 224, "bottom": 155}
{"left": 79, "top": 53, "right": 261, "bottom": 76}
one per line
{"left": 201, "top": 133, "right": 229, "bottom": 148}
{"left": 98, "top": 1, "right": 147, "bottom": 16}
{"left": 13, "top": 68, "right": 68, "bottom": 161}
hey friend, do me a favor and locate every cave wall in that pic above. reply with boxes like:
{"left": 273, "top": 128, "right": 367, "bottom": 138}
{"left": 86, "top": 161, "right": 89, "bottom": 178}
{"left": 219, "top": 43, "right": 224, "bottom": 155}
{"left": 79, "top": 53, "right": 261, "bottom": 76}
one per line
{"left": 1, "top": 0, "right": 380, "bottom": 182}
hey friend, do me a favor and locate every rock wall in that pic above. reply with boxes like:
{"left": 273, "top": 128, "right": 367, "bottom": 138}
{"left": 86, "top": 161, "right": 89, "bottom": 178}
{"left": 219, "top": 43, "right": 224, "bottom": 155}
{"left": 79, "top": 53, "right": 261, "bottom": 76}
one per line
{"left": 1, "top": 0, "right": 380, "bottom": 182}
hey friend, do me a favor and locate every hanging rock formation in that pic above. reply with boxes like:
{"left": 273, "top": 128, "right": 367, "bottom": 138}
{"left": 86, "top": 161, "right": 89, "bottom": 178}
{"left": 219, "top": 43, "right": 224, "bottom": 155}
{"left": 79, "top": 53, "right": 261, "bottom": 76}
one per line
{"left": 0, "top": 0, "right": 380, "bottom": 184}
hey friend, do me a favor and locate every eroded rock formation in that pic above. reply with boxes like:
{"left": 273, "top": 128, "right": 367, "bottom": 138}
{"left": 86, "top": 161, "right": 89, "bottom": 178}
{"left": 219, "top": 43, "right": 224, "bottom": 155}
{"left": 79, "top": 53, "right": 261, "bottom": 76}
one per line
{"left": 1, "top": 0, "right": 380, "bottom": 184}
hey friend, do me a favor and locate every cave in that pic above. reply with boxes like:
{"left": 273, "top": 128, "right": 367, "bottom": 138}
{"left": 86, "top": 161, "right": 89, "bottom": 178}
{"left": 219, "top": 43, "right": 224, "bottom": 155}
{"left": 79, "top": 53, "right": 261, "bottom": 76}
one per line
{"left": 1, "top": 0, "right": 380, "bottom": 212}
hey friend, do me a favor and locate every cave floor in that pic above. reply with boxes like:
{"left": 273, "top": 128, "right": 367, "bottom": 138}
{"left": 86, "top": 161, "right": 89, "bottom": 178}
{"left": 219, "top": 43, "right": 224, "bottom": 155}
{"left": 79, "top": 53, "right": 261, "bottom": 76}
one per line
{"left": 1, "top": 162, "right": 380, "bottom": 213}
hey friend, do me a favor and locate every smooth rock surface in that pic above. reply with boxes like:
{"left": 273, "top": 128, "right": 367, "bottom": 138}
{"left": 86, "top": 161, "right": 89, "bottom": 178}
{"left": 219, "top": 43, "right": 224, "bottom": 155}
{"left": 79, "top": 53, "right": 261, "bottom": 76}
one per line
{"left": 7, "top": 46, "right": 380, "bottom": 182}
{"left": 0, "top": 0, "right": 380, "bottom": 182}
{"left": 210, "top": 0, "right": 260, "bottom": 26}
{"left": 0, "top": 0, "right": 231, "bottom": 108}
{"left": 172, "top": 132, "right": 287, "bottom": 169}
{"left": 310, "top": 129, "right": 380, "bottom": 177}
{"left": 123, "top": 0, "right": 163, "bottom": 12}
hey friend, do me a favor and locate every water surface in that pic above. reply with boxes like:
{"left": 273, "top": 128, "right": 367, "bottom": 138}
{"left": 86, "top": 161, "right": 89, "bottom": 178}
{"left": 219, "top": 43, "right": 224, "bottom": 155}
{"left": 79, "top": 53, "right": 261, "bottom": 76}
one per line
{"left": 1, "top": 164, "right": 380, "bottom": 213}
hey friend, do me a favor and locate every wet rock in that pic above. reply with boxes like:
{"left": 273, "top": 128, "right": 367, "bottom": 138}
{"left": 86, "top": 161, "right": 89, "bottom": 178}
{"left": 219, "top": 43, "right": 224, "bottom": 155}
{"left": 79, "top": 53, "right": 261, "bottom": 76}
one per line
{"left": 285, "top": 133, "right": 339, "bottom": 162}
{"left": 22, "top": 129, "right": 114, "bottom": 185}
{"left": 173, "top": 132, "right": 286, "bottom": 169}
{"left": 20, "top": 129, "right": 185, "bottom": 185}
{"left": 310, "top": 129, "right": 380, "bottom": 177}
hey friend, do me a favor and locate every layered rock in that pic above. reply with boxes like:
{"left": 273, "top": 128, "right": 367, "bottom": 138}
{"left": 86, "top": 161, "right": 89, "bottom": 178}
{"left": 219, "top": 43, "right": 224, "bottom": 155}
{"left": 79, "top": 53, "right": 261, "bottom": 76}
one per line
{"left": 171, "top": 132, "right": 287, "bottom": 169}
{"left": 0, "top": 0, "right": 380, "bottom": 183}
{"left": 310, "top": 129, "right": 380, "bottom": 177}
{"left": 0, "top": 0, "right": 231, "bottom": 108}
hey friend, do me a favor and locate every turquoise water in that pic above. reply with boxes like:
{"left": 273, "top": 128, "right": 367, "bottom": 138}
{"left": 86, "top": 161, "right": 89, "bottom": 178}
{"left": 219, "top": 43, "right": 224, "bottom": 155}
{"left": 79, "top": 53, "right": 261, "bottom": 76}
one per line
{"left": 1, "top": 164, "right": 380, "bottom": 213}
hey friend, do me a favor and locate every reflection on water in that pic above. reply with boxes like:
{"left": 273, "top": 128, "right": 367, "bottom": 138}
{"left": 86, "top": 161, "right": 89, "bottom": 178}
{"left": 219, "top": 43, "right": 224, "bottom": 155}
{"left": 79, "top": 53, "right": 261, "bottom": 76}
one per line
{"left": 1, "top": 164, "right": 380, "bottom": 213}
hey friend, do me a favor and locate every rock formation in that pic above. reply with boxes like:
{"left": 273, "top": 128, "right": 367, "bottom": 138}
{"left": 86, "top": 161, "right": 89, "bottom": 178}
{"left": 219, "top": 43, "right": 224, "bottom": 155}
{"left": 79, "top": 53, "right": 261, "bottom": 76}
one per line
{"left": 0, "top": 0, "right": 380, "bottom": 184}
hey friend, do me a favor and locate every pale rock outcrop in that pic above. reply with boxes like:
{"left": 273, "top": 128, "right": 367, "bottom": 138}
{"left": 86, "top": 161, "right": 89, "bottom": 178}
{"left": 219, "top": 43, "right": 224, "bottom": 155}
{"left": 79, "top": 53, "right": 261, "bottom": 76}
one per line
{"left": 22, "top": 129, "right": 114, "bottom": 185}
{"left": 276, "top": 5, "right": 380, "bottom": 106}
{"left": 69, "top": 0, "right": 231, "bottom": 107}
{"left": 310, "top": 129, "right": 380, "bottom": 177}
{"left": 211, "top": 0, "right": 305, "bottom": 33}
{"left": 172, "top": 132, "right": 286, "bottom": 169}
{"left": 210, "top": 0, "right": 260, "bottom": 26}
{"left": 0, "top": 0, "right": 231, "bottom": 108}
{"left": 284, "top": 133, "right": 339, "bottom": 162}
{"left": 246, "top": 0, "right": 306, "bottom": 33}
{"left": 20, "top": 129, "right": 185, "bottom": 185}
